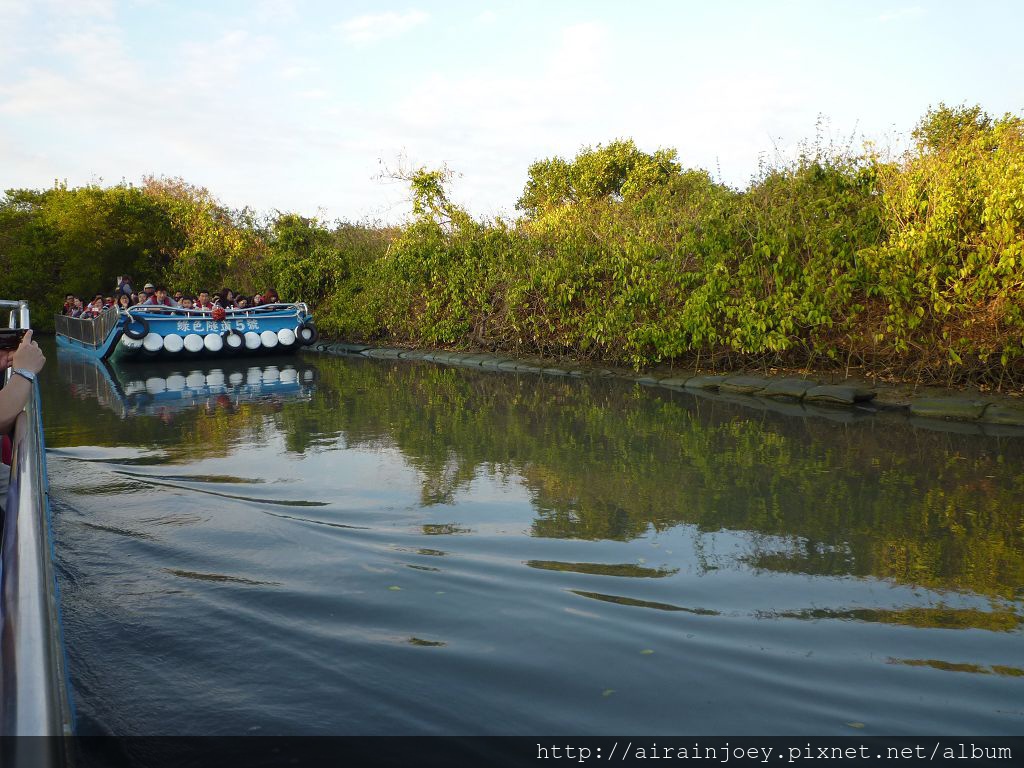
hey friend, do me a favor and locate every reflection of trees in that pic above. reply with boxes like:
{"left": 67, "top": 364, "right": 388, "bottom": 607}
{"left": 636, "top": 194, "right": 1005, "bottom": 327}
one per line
{"left": 47, "top": 352, "right": 1024, "bottom": 602}
{"left": 46, "top": 394, "right": 282, "bottom": 461}
{"left": 277, "top": 358, "right": 1024, "bottom": 601}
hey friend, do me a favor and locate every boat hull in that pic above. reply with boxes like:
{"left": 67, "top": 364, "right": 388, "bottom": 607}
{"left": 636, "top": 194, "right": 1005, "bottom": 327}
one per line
{"left": 56, "top": 304, "right": 316, "bottom": 362}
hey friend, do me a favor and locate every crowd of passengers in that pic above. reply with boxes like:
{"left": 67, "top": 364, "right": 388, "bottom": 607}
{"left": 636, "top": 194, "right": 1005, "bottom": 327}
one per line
{"left": 61, "top": 276, "right": 281, "bottom": 318}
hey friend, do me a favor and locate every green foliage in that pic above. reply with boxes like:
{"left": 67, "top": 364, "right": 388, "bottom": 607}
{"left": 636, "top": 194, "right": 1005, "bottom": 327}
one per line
{"left": 0, "top": 183, "right": 178, "bottom": 328}
{"left": 516, "top": 139, "right": 681, "bottom": 217}
{"left": 140, "top": 176, "right": 264, "bottom": 294}
{"left": 911, "top": 103, "right": 993, "bottom": 152}
{"left": 263, "top": 214, "right": 344, "bottom": 306}
{"left": 331, "top": 105, "right": 1024, "bottom": 384}
{"left": 862, "top": 106, "right": 1024, "bottom": 370}
{"left": 3, "top": 104, "right": 1023, "bottom": 384}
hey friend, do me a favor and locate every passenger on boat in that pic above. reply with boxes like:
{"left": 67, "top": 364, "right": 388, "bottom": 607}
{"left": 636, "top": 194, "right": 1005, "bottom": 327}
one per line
{"left": 173, "top": 291, "right": 184, "bottom": 303}
{"left": 263, "top": 288, "right": 280, "bottom": 304}
{"left": 217, "top": 288, "right": 236, "bottom": 308}
{"left": 80, "top": 296, "right": 105, "bottom": 318}
{"left": 116, "top": 295, "right": 132, "bottom": 311}
{"left": 179, "top": 296, "right": 195, "bottom": 310}
{"left": 62, "top": 294, "right": 75, "bottom": 315}
{"left": 0, "top": 330, "right": 46, "bottom": 435}
{"left": 235, "top": 296, "right": 249, "bottom": 309}
{"left": 0, "top": 331, "right": 46, "bottom": 511}
{"left": 130, "top": 292, "right": 140, "bottom": 306}
{"left": 195, "top": 291, "right": 214, "bottom": 310}
{"left": 116, "top": 275, "right": 134, "bottom": 298}
{"left": 252, "top": 293, "right": 263, "bottom": 305}
{"left": 68, "top": 297, "right": 84, "bottom": 318}
{"left": 142, "top": 286, "right": 179, "bottom": 308}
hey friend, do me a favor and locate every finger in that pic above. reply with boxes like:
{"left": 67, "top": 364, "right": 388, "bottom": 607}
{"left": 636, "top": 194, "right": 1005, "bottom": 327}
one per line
{"left": 20, "top": 329, "right": 33, "bottom": 346}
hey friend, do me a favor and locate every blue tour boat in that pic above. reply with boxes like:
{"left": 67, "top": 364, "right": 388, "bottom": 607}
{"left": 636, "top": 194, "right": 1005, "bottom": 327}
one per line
{"left": 55, "top": 303, "right": 317, "bottom": 362}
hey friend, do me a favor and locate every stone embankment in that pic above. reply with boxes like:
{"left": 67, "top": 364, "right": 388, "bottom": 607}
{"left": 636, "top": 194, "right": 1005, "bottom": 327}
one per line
{"left": 310, "top": 342, "right": 1024, "bottom": 436}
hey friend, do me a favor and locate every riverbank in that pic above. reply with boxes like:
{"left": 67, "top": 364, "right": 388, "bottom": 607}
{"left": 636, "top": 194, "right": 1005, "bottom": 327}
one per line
{"left": 309, "top": 340, "right": 1024, "bottom": 436}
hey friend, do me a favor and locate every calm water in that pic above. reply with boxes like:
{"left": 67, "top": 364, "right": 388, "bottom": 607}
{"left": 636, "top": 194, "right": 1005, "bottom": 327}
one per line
{"left": 40, "top": 339, "right": 1024, "bottom": 736}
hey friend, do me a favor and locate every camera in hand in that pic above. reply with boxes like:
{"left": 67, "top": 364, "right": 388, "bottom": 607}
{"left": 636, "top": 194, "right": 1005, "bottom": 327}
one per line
{"left": 0, "top": 328, "right": 28, "bottom": 350}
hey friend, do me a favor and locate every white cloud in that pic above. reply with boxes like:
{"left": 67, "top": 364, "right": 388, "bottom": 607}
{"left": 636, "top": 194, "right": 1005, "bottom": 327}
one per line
{"left": 0, "top": 0, "right": 29, "bottom": 19}
{"left": 43, "top": 0, "right": 115, "bottom": 19}
{"left": 254, "top": 0, "right": 298, "bottom": 26}
{"left": 371, "top": 21, "right": 615, "bottom": 218}
{"left": 0, "top": 2, "right": 32, "bottom": 66}
{"left": 279, "top": 59, "right": 320, "bottom": 80}
{"left": 878, "top": 7, "right": 925, "bottom": 23}
{"left": 337, "top": 9, "right": 428, "bottom": 44}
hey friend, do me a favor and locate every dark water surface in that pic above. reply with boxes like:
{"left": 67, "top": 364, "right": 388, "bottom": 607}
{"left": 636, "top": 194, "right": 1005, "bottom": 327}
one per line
{"left": 41, "top": 340, "right": 1024, "bottom": 736}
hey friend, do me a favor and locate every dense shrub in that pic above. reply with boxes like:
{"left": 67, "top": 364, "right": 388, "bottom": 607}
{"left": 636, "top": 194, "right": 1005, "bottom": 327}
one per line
{"left": 3, "top": 105, "right": 1022, "bottom": 386}
{"left": 333, "top": 107, "right": 1024, "bottom": 385}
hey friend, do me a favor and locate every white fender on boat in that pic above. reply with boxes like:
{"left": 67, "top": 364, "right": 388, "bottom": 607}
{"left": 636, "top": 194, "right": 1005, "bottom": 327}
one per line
{"left": 297, "top": 326, "right": 316, "bottom": 343}
{"left": 244, "top": 332, "right": 261, "bottom": 350}
{"left": 260, "top": 330, "right": 279, "bottom": 349}
{"left": 142, "top": 332, "right": 164, "bottom": 353}
{"left": 145, "top": 376, "right": 167, "bottom": 394}
{"left": 203, "top": 333, "right": 224, "bottom": 353}
{"left": 183, "top": 334, "right": 205, "bottom": 353}
{"left": 277, "top": 328, "right": 296, "bottom": 346}
{"left": 165, "top": 375, "right": 187, "bottom": 392}
{"left": 225, "top": 331, "right": 243, "bottom": 350}
{"left": 185, "top": 371, "right": 206, "bottom": 389}
{"left": 120, "top": 335, "right": 143, "bottom": 351}
{"left": 163, "top": 334, "right": 184, "bottom": 353}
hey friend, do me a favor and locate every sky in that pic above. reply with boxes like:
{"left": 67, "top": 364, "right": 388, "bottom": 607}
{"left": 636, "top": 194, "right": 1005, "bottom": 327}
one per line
{"left": 1, "top": 0, "right": 1022, "bottom": 223}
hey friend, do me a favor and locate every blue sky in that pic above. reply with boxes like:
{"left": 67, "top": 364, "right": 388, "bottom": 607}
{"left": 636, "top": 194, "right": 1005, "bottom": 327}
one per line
{"left": 1, "top": 0, "right": 1022, "bottom": 222}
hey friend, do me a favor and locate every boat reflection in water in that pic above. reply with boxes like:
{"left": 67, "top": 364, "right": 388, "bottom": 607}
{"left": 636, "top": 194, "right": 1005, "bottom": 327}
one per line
{"left": 57, "top": 348, "right": 316, "bottom": 419}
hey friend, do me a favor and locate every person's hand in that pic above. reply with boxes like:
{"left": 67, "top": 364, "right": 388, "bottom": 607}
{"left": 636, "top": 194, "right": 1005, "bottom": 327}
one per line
{"left": 0, "top": 350, "right": 11, "bottom": 370}
{"left": 12, "top": 330, "right": 45, "bottom": 374}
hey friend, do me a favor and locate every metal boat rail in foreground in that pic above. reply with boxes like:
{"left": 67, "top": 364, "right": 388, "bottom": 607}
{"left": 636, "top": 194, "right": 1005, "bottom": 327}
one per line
{"left": 0, "top": 299, "right": 74, "bottom": 760}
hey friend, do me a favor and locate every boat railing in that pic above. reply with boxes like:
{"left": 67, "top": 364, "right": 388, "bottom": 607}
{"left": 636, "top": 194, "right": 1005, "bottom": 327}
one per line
{"left": 1, "top": 299, "right": 75, "bottom": 756}
{"left": 124, "top": 301, "right": 308, "bottom": 319}
{"left": 53, "top": 305, "right": 120, "bottom": 348}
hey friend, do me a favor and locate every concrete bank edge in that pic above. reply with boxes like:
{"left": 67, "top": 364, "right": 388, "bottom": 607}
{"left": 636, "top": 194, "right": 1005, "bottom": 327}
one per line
{"left": 308, "top": 343, "right": 1024, "bottom": 435}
